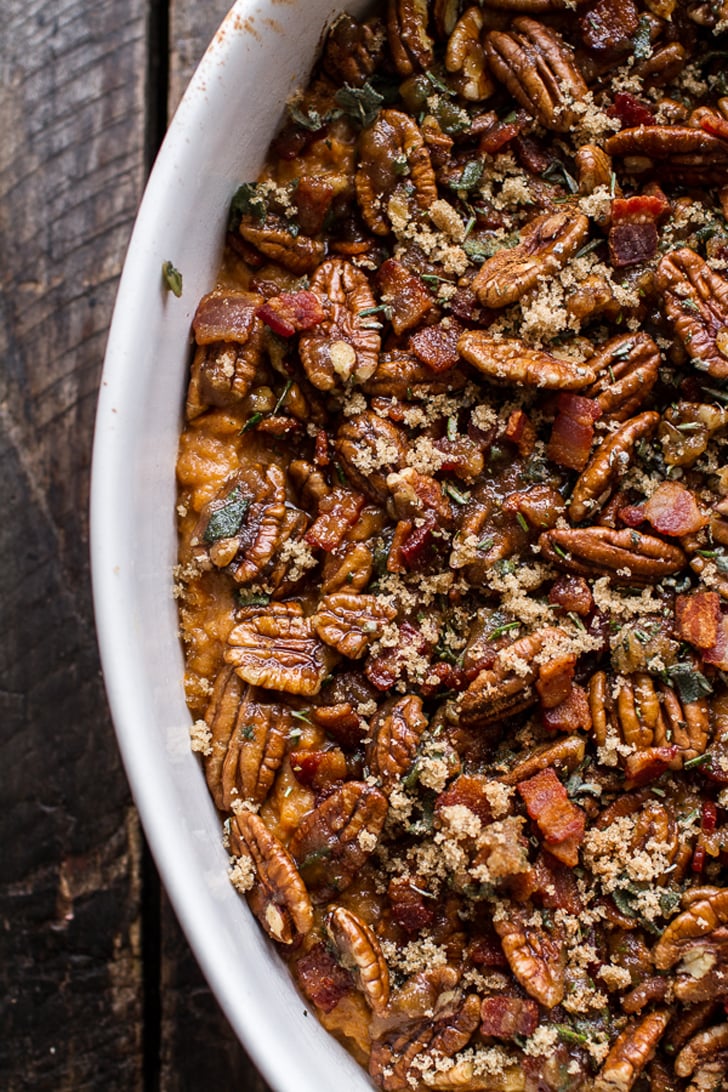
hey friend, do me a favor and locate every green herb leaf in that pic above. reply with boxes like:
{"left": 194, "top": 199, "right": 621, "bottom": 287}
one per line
{"left": 666, "top": 663, "right": 713, "bottom": 704}
{"left": 633, "top": 16, "right": 653, "bottom": 61}
{"left": 334, "top": 81, "right": 384, "bottom": 127}
{"left": 203, "top": 487, "right": 249, "bottom": 543}
{"left": 444, "top": 482, "right": 471, "bottom": 505}
{"left": 238, "top": 591, "right": 271, "bottom": 608}
{"left": 542, "top": 159, "right": 578, "bottom": 194}
{"left": 450, "top": 159, "right": 484, "bottom": 192}
{"left": 162, "top": 260, "right": 183, "bottom": 297}
{"left": 228, "top": 182, "right": 267, "bottom": 231}
{"left": 684, "top": 752, "right": 711, "bottom": 770}
{"left": 288, "top": 103, "right": 328, "bottom": 131}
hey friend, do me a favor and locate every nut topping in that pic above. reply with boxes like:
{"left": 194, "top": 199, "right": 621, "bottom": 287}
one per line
{"left": 326, "top": 905, "right": 390, "bottom": 1012}
{"left": 299, "top": 258, "right": 381, "bottom": 389}
{"left": 356, "top": 109, "right": 437, "bottom": 235}
{"left": 656, "top": 247, "right": 728, "bottom": 381}
{"left": 225, "top": 602, "right": 331, "bottom": 696}
{"left": 229, "top": 810, "right": 313, "bottom": 944}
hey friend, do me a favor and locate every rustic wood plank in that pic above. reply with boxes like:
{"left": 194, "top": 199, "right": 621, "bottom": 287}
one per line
{"left": 158, "top": 5, "right": 275, "bottom": 1089}
{"left": 0, "top": 1, "right": 149, "bottom": 1088}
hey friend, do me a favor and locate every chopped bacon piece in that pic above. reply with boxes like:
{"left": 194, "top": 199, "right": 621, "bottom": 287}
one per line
{"left": 547, "top": 393, "right": 602, "bottom": 471}
{"left": 624, "top": 746, "right": 678, "bottom": 788}
{"left": 608, "top": 194, "right": 670, "bottom": 269}
{"left": 256, "top": 290, "right": 325, "bottom": 337}
{"left": 542, "top": 684, "right": 592, "bottom": 735}
{"left": 677, "top": 591, "right": 722, "bottom": 650}
{"left": 365, "top": 621, "right": 433, "bottom": 691}
{"left": 469, "top": 929, "right": 509, "bottom": 968}
{"left": 536, "top": 655, "right": 576, "bottom": 710}
{"left": 479, "top": 120, "right": 521, "bottom": 156}
{"left": 638, "top": 480, "right": 708, "bottom": 537}
{"left": 409, "top": 319, "right": 464, "bottom": 373}
{"left": 399, "top": 511, "right": 438, "bottom": 571}
{"left": 512, "top": 134, "right": 551, "bottom": 175}
{"left": 314, "top": 428, "right": 330, "bottom": 466}
{"left": 305, "top": 488, "right": 365, "bottom": 552}
{"left": 192, "top": 289, "right": 262, "bottom": 344}
{"left": 449, "top": 285, "right": 495, "bottom": 327}
{"left": 517, "top": 767, "right": 585, "bottom": 867}
{"left": 609, "top": 92, "right": 656, "bottom": 129}
{"left": 504, "top": 409, "right": 537, "bottom": 457}
{"left": 435, "top": 774, "right": 496, "bottom": 826}
{"left": 294, "top": 177, "right": 336, "bottom": 236}
{"left": 704, "top": 615, "right": 728, "bottom": 670}
{"left": 289, "top": 747, "right": 348, "bottom": 791}
{"left": 388, "top": 877, "right": 436, "bottom": 934}
{"left": 548, "top": 574, "right": 594, "bottom": 616}
{"left": 295, "top": 943, "right": 352, "bottom": 1013}
{"left": 481, "top": 995, "right": 539, "bottom": 1040}
{"left": 376, "top": 258, "right": 434, "bottom": 335}
{"left": 580, "top": 0, "right": 639, "bottom": 53}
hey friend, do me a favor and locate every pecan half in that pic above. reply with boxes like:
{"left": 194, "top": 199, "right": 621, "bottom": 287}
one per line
{"left": 366, "top": 694, "right": 428, "bottom": 792}
{"left": 334, "top": 412, "right": 408, "bottom": 503}
{"left": 458, "top": 332, "right": 596, "bottom": 390}
{"left": 674, "top": 1023, "right": 728, "bottom": 1080}
{"left": 582, "top": 333, "right": 661, "bottom": 422}
{"left": 361, "top": 350, "right": 467, "bottom": 399}
{"left": 659, "top": 401, "right": 728, "bottom": 467}
{"left": 312, "top": 591, "right": 397, "bottom": 659}
{"left": 460, "top": 627, "right": 561, "bottom": 727}
{"left": 567, "top": 411, "right": 660, "bottom": 524}
{"left": 288, "top": 780, "right": 388, "bottom": 902}
{"left": 656, "top": 247, "right": 728, "bottom": 381}
{"left": 605, "top": 126, "right": 728, "bottom": 186}
{"left": 539, "top": 526, "right": 686, "bottom": 584}
{"left": 445, "top": 7, "right": 494, "bottom": 102}
{"left": 225, "top": 602, "right": 330, "bottom": 696}
{"left": 322, "top": 13, "right": 386, "bottom": 87}
{"left": 386, "top": 0, "right": 434, "bottom": 76}
{"left": 326, "top": 905, "right": 390, "bottom": 1013}
{"left": 239, "top": 216, "right": 325, "bottom": 274}
{"left": 484, "top": 18, "right": 587, "bottom": 132}
{"left": 204, "top": 669, "right": 291, "bottom": 810}
{"left": 470, "top": 209, "right": 590, "bottom": 308}
{"left": 494, "top": 905, "right": 565, "bottom": 1007}
{"left": 229, "top": 810, "right": 313, "bottom": 944}
{"left": 355, "top": 109, "right": 437, "bottom": 235}
{"left": 369, "top": 994, "right": 481, "bottom": 1092}
{"left": 186, "top": 290, "right": 265, "bottom": 417}
{"left": 299, "top": 258, "right": 381, "bottom": 390}
{"left": 594, "top": 1010, "right": 671, "bottom": 1092}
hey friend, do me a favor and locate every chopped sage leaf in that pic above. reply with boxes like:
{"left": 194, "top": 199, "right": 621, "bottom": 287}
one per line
{"left": 204, "top": 487, "right": 249, "bottom": 543}
{"left": 162, "top": 260, "right": 183, "bottom": 298}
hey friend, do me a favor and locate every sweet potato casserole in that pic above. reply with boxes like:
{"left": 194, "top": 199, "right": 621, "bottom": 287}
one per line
{"left": 176, "top": 1, "right": 728, "bottom": 1087}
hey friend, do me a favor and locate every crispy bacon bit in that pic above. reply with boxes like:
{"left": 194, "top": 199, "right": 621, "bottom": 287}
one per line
{"left": 256, "top": 290, "right": 325, "bottom": 337}
{"left": 517, "top": 767, "right": 585, "bottom": 867}
{"left": 295, "top": 942, "right": 353, "bottom": 1013}
{"left": 400, "top": 511, "right": 438, "bottom": 570}
{"left": 542, "top": 684, "right": 592, "bottom": 735}
{"left": 609, "top": 91, "right": 655, "bottom": 129}
{"left": 677, "top": 591, "right": 722, "bottom": 651}
{"left": 305, "top": 489, "right": 365, "bottom": 552}
{"left": 409, "top": 319, "right": 464, "bottom": 373}
{"left": 435, "top": 774, "right": 496, "bottom": 826}
{"left": 289, "top": 747, "right": 348, "bottom": 791}
{"left": 703, "top": 615, "right": 728, "bottom": 670}
{"left": 365, "top": 622, "right": 433, "bottom": 691}
{"left": 638, "top": 481, "right": 709, "bottom": 537}
{"left": 580, "top": 0, "right": 639, "bottom": 52}
{"left": 388, "top": 876, "right": 436, "bottom": 934}
{"left": 548, "top": 574, "right": 594, "bottom": 616}
{"left": 480, "top": 995, "right": 539, "bottom": 1040}
{"left": 469, "top": 930, "right": 509, "bottom": 968}
{"left": 479, "top": 119, "right": 521, "bottom": 156}
{"left": 375, "top": 258, "right": 434, "bottom": 335}
{"left": 504, "top": 408, "right": 537, "bottom": 457}
{"left": 192, "top": 289, "right": 262, "bottom": 345}
{"left": 624, "top": 745, "right": 678, "bottom": 787}
{"left": 547, "top": 393, "right": 602, "bottom": 471}
{"left": 536, "top": 655, "right": 576, "bottom": 710}
{"left": 608, "top": 194, "right": 670, "bottom": 269}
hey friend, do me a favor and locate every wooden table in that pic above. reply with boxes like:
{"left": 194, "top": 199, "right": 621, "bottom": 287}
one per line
{"left": 0, "top": 3, "right": 271, "bottom": 1087}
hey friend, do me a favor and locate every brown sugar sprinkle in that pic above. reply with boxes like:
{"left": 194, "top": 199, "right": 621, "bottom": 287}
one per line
{"left": 177, "top": 3, "right": 728, "bottom": 1088}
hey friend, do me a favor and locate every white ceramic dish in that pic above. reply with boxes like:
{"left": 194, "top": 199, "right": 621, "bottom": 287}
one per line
{"left": 90, "top": 3, "right": 374, "bottom": 1089}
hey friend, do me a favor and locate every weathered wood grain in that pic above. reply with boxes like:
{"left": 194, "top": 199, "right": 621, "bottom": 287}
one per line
{"left": 0, "top": 1, "right": 148, "bottom": 1088}
{"left": 169, "top": 0, "right": 232, "bottom": 114}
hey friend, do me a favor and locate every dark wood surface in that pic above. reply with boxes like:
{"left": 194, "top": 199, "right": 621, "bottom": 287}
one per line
{"left": 0, "top": 2, "right": 271, "bottom": 1088}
